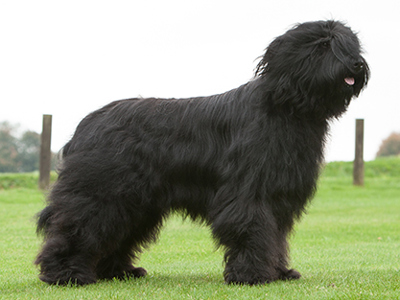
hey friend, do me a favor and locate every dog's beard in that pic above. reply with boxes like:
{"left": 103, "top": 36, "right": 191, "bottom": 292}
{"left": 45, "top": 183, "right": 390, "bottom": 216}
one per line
{"left": 307, "top": 55, "right": 368, "bottom": 117}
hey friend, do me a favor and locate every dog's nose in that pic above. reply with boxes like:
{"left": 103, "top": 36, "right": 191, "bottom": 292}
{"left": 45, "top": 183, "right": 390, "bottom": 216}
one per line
{"left": 354, "top": 61, "right": 364, "bottom": 72}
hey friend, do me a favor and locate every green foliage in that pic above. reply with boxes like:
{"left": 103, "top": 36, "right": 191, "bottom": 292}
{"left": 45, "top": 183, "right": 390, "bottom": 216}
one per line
{"left": 365, "top": 157, "right": 400, "bottom": 177}
{"left": 0, "top": 172, "right": 58, "bottom": 189}
{"left": 0, "top": 161, "right": 399, "bottom": 299}
{"left": 321, "top": 156, "right": 400, "bottom": 178}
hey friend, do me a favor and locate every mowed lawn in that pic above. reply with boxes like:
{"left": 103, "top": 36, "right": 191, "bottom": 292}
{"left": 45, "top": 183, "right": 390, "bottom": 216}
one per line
{"left": 0, "top": 159, "right": 399, "bottom": 299}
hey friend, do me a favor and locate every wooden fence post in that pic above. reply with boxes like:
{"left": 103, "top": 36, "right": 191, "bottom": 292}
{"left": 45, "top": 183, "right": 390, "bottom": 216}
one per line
{"left": 39, "top": 114, "right": 52, "bottom": 190}
{"left": 353, "top": 119, "right": 364, "bottom": 186}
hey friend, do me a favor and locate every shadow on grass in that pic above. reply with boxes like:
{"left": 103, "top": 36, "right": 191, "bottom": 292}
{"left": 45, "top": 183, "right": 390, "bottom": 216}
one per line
{"left": 120, "top": 272, "right": 223, "bottom": 287}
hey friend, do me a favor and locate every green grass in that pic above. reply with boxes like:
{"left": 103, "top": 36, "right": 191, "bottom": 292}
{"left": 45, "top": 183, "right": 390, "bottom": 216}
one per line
{"left": 0, "top": 158, "right": 399, "bottom": 299}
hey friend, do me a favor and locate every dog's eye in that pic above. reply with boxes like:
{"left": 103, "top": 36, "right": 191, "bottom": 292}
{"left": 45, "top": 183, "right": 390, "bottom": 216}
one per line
{"left": 320, "top": 41, "right": 330, "bottom": 48}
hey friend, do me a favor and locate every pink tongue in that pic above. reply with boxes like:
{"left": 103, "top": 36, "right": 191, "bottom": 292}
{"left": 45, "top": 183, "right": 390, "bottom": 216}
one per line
{"left": 345, "top": 77, "right": 355, "bottom": 85}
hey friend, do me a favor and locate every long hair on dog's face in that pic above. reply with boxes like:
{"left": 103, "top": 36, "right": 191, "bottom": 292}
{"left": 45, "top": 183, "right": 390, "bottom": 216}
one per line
{"left": 255, "top": 20, "right": 370, "bottom": 119}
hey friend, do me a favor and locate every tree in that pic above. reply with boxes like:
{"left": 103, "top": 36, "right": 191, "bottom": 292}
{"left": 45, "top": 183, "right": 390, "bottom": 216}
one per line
{"left": 18, "top": 130, "right": 41, "bottom": 172}
{"left": 0, "top": 122, "right": 20, "bottom": 172}
{"left": 0, "top": 121, "right": 57, "bottom": 172}
{"left": 376, "top": 132, "right": 400, "bottom": 158}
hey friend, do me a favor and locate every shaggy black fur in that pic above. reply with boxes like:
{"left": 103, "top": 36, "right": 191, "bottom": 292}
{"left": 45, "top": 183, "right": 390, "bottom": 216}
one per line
{"left": 35, "top": 20, "right": 369, "bottom": 285}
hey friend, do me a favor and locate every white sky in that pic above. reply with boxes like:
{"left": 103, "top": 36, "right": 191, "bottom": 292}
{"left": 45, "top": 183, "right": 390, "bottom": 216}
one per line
{"left": 1, "top": 0, "right": 399, "bottom": 161}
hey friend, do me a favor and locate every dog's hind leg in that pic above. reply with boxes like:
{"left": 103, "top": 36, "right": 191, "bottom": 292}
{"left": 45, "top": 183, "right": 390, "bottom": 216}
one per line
{"left": 35, "top": 188, "right": 155, "bottom": 285}
{"left": 35, "top": 230, "right": 98, "bottom": 285}
{"left": 35, "top": 198, "right": 100, "bottom": 285}
{"left": 95, "top": 209, "right": 166, "bottom": 281}
{"left": 95, "top": 240, "right": 147, "bottom": 280}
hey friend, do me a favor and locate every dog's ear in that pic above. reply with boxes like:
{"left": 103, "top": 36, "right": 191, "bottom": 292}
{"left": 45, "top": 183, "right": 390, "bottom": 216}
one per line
{"left": 255, "top": 37, "right": 284, "bottom": 77}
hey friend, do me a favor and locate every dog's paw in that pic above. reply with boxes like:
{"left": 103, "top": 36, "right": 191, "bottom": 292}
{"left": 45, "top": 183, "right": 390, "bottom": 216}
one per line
{"left": 126, "top": 267, "right": 147, "bottom": 278}
{"left": 115, "top": 266, "right": 147, "bottom": 280}
{"left": 98, "top": 266, "right": 147, "bottom": 281}
{"left": 39, "top": 273, "right": 97, "bottom": 286}
{"left": 279, "top": 268, "right": 301, "bottom": 281}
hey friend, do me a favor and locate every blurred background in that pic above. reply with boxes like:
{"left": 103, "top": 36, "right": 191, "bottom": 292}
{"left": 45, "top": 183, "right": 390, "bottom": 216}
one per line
{"left": 1, "top": 0, "right": 399, "bottom": 171}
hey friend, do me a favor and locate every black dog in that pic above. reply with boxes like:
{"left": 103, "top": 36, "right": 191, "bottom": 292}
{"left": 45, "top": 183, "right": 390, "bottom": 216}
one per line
{"left": 36, "top": 20, "right": 369, "bottom": 285}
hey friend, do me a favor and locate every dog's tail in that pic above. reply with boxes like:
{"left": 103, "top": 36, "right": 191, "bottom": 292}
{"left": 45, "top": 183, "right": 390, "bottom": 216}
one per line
{"left": 36, "top": 205, "right": 54, "bottom": 236}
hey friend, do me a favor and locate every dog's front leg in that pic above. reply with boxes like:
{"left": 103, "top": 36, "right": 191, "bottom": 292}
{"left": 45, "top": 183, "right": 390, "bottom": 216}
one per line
{"left": 211, "top": 201, "right": 284, "bottom": 285}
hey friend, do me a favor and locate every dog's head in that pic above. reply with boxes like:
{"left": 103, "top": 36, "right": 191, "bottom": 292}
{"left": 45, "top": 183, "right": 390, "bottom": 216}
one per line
{"left": 255, "top": 20, "right": 370, "bottom": 119}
